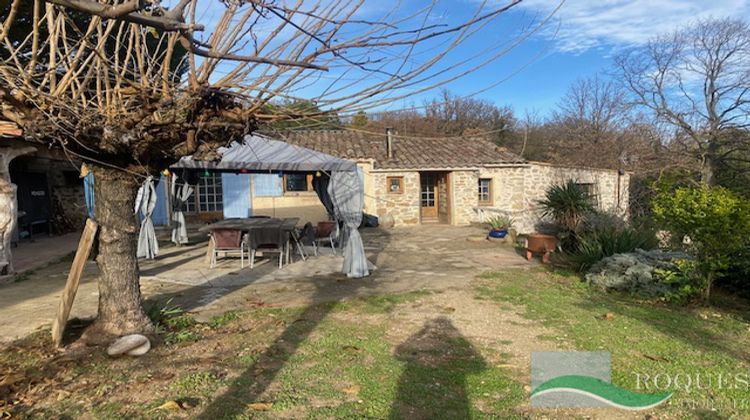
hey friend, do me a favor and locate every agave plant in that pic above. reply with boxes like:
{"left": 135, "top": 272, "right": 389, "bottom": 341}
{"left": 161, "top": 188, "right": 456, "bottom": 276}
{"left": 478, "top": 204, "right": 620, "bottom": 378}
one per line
{"left": 486, "top": 215, "right": 515, "bottom": 230}
{"left": 538, "top": 180, "right": 594, "bottom": 233}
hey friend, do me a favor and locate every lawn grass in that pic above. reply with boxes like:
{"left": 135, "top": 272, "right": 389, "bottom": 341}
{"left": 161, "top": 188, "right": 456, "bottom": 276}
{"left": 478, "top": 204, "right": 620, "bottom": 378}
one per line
{"left": 476, "top": 267, "right": 750, "bottom": 418}
{"left": 0, "top": 292, "right": 524, "bottom": 419}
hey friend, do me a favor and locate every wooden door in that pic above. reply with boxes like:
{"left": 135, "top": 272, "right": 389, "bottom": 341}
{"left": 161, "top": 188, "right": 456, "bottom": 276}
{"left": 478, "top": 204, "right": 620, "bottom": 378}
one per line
{"left": 420, "top": 173, "right": 438, "bottom": 221}
{"left": 437, "top": 173, "right": 451, "bottom": 224}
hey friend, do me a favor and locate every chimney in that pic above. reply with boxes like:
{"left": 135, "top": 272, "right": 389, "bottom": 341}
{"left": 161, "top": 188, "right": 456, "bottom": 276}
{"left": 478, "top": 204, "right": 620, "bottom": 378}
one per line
{"left": 385, "top": 127, "right": 394, "bottom": 160}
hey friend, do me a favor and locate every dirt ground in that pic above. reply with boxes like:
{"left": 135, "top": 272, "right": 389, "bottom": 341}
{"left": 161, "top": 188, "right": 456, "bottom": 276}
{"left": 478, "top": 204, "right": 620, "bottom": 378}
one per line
{"left": 0, "top": 226, "right": 662, "bottom": 418}
{"left": 0, "top": 225, "right": 531, "bottom": 342}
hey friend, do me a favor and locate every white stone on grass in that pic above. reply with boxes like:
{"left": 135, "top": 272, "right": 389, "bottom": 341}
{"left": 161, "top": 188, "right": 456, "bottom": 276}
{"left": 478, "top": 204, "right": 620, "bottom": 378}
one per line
{"left": 107, "top": 334, "right": 150, "bottom": 357}
{"left": 125, "top": 339, "right": 151, "bottom": 356}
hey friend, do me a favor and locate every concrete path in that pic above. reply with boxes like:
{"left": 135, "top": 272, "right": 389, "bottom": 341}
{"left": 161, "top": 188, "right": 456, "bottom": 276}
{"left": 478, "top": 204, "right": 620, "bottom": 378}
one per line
{"left": 0, "top": 225, "right": 533, "bottom": 343}
{"left": 1, "top": 232, "right": 81, "bottom": 283}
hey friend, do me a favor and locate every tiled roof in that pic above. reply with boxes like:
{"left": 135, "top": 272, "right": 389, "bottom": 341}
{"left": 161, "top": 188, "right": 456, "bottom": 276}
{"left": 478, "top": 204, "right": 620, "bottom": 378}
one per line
{"left": 271, "top": 130, "right": 525, "bottom": 169}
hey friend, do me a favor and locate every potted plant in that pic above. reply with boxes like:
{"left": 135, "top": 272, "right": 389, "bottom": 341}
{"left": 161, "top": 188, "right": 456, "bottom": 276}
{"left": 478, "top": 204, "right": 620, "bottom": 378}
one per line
{"left": 486, "top": 215, "right": 515, "bottom": 239}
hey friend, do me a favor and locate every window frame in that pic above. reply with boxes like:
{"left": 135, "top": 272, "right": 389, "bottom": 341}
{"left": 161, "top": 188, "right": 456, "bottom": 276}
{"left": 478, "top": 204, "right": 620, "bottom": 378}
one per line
{"left": 478, "top": 178, "right": 493, "bottom": 206}
{"left": 575, "top": 182, "right": 598, "bottom": 207}
{"left": 186, "top": 173, "right": 223, "bottom": 214}
{"left": 283, "top": 173, "right": 314, "bottom": 193}
{"left": 386, "top": 176, "right": 404, "bottom": 194}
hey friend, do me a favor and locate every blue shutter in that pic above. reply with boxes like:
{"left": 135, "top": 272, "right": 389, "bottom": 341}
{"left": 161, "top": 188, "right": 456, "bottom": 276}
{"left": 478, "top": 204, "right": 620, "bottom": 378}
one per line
{"left": 152, "top": 175, "right": 169, "bottom": 226}
{"left": 253, "top": 174, "right": 283, "bottom": 197}
{"left": 222, "top": 173, "right": 251, "bottom": 218}
{"left": 83, "top": 173, "right": 95, "bottom": 219}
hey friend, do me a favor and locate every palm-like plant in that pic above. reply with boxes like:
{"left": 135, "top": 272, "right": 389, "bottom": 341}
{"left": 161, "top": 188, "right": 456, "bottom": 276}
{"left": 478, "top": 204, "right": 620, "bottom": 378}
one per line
{"left": 538, "top": 180, "right": 594, "bottom": 233}
{"left": 486, "top": 215, "right": 515, "bottom": 230}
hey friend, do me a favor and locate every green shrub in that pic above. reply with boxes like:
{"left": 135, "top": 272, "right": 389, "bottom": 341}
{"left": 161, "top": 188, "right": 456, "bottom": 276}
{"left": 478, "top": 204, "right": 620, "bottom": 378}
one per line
{"left": 538, "top": 180, "right": 595, "bottom": 235}
{"left": 652, "top": 185, "right": 750, "bottom": 301}
{"left": 566, "top": 225, "right": 658, "bottom": 272}
{"left": 486, "top": 215, "right": 515, "bottom": 230}
{"left": 582, "top": 210, "right": 628, "bottom": 232}
{"left": 653, "top": 259, "right": 703, "bottom": 303}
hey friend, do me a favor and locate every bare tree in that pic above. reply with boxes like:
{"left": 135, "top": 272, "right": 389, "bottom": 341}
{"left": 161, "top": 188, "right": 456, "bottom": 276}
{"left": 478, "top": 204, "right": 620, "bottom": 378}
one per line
{"left": 0, "top": 0, "right": 536, "bottom": 340}
{"left": 424, "top": 89, "right": 515, "bottom": 141}
{"left": 615, "top": 17, "right": 750, "bottom": 185}
{"left": 364, "top": 89, "right": 515, "bottom": 143}
{"left": 554, "top": 75, "right": 627, "bottom": 143}
{"left": 549, "top": 75, "right": 632, "bottom": 168}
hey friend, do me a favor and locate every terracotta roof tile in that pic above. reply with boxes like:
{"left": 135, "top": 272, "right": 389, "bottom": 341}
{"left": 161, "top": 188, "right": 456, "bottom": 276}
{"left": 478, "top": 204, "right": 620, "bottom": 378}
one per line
{"left": 272, "top": 130, "right": 524, "bottom": 169}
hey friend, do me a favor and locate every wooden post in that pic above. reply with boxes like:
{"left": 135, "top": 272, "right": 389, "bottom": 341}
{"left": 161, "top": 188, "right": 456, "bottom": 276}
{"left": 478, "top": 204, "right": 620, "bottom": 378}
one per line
{"left": 51, "top": 218, "right": 98, "bottom": 347}
{"left": 204, "top": 235, "right": 214, "bottom": 267}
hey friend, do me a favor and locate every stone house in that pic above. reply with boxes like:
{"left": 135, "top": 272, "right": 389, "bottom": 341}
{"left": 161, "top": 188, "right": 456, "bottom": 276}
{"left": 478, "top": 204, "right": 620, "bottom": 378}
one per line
{"left": 0, "top": 129, "right": 88, "bottom": 238}
{"left": 162, "top": 130, "right": 629, "bottom": 234}
{"left": 275, "top": 130, "right": 630, "bottom": 233}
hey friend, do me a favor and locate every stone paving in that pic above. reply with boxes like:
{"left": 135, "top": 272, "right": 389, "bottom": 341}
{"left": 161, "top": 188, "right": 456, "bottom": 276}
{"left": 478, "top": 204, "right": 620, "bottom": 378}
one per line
{"left": 1, "top": 232, "right": 81, "bottom": 284}
{"left": 0, "top": 225, "right": 533, "bottom": 343}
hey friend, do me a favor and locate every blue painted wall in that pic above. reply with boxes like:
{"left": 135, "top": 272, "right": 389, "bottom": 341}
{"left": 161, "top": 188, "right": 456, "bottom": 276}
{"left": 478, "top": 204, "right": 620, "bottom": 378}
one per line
{"left": 253, "top": 173, "right": 283, "bottom": 197}
{"left": 222, "top": 173, "right": 252, "bottom": 218}
{"left": 152, "top": 175, "right": 169, "bottom": 226}
{"left": 83, "top": 173, "right": 95, "bottom": 219}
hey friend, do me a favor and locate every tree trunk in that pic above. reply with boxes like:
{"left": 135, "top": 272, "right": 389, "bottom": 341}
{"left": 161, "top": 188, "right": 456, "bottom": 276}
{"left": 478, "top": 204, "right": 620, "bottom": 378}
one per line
{"left": 83, "top": 166, "right": 153, "bottom": 343}
{"left": 701, "top": 142, "right": 719, "bottom": 186}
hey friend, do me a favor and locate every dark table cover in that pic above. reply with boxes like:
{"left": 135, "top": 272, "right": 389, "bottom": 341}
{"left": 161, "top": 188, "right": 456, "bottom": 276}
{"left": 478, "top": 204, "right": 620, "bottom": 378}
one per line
{"left": 200, "top": 217, "right": 299, "bottom": 250}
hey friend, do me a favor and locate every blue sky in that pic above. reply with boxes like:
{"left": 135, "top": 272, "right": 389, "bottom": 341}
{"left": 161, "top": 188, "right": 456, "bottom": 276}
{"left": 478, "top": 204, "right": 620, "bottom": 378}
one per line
{"left": 397, "top": 0, "right": 750, "bottom": 117}
{"left": 183, "top": 0, "right": 750, "bottom": 119}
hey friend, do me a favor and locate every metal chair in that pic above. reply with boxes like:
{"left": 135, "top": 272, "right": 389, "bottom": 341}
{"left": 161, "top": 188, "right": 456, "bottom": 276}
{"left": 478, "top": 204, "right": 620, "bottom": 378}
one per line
{"left": 312, "top": 221, "right": 338, "bottom": 256}
{"left": 209, "top": 229, "right": 247, "bottom": 268}
{"left": 250, "top": 241, "right": 286, "bottom": 269}
{"left": 248, "top": 228, "right": 286, "bottom": 269}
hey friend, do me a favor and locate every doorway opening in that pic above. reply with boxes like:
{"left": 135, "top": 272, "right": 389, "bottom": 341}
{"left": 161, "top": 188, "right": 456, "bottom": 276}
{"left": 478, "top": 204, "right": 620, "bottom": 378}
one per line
{"left": 419, "top": 172, "right": 451, "bottom": 224}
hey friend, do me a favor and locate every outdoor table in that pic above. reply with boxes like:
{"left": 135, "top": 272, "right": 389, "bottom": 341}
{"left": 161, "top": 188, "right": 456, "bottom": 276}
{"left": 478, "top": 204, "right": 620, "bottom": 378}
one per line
{"left": 200, "top": 217, "right": 300, "bottom": 266}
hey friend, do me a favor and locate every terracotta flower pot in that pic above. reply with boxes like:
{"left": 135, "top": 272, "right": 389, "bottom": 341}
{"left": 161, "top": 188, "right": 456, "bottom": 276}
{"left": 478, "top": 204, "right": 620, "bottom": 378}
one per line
{"left": 526, "top": 233, "right": 558, "bottom": 263}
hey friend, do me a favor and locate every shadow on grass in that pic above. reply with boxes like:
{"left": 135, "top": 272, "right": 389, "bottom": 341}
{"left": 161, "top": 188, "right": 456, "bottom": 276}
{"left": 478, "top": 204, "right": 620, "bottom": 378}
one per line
{"left": 196, "top": 227, "right": 390, "bottom": 418}
{"left": 390, "top": 317, "right": 487, "bottom": 419}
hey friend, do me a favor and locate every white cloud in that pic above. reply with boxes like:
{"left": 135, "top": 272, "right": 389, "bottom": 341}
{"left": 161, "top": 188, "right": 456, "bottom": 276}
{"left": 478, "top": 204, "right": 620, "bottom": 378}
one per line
{"left": 519, "top": 0, "right": 750, "bottom": 52}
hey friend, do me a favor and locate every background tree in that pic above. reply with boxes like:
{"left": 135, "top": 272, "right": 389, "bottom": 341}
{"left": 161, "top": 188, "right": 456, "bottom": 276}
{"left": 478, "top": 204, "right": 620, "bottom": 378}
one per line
{"left": 0, "top": 0, "right": 535, "bottom": 341}
{"left": 364, "top": 90, "right": 515, "bottom": 143}
{"left": 615, "top": 18, "right": 750, "bottom": 185}
{"left": 423, "top": 89, "right": 515, "bottom": 142}
{"left": 350, "top": 111, "right": 368, "bottom": 129}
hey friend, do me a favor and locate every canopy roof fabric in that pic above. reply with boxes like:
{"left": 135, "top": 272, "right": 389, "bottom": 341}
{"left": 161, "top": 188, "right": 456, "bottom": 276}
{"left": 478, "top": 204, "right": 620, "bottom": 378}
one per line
{"left": 172, "top": 134, "right": 357, "bottom": 172}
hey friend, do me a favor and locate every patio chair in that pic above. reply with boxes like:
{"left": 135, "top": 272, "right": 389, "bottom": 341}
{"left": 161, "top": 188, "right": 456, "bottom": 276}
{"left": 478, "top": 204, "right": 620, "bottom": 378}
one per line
{"left": 209, "top": 229, "right": 247, "bottom": 268}
{"left": 312, "top": 221, "right": 338, "bottom": 256}
{"left": 249, "top": 227, "right": 288, "bottom": 269}
{"left": 288, "top": 227, "right": 308, "bottom": 262}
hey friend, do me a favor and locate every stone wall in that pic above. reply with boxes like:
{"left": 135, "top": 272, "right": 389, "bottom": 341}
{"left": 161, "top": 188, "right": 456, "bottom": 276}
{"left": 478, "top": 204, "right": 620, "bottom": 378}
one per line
{"left": 451, "top": 170, "right": 478, "bottom": 225}
{"left": 372, "top": 171, "right": 420, "bottom": 225}
{"left": 366, "top": 163, "right": 629, "bottom": 230}
{"left": 475, "top": 163, "right": 630, "bottom": 233}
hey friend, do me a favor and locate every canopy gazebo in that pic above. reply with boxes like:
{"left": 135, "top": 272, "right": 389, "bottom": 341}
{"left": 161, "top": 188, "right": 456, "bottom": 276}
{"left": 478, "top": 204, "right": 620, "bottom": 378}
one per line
{"left": 169, "top": 134, "right": 370, "bottom": 278}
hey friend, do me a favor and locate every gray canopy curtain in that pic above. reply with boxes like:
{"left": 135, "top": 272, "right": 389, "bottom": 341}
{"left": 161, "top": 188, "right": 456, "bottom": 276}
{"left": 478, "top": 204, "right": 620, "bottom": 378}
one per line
{"left": 328, "top": 171, "right": 370, "bottom": 278}
{"left": 170, "top": 175, "right": 193, "bottom": 245}
{"left": 135, "top": 176, "right": 159, "bottom": 259}
{"left": 171, "top": 134, "right": 372, "bottom": 277}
